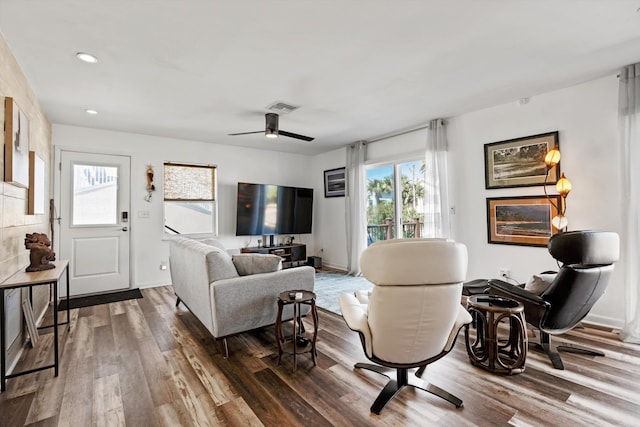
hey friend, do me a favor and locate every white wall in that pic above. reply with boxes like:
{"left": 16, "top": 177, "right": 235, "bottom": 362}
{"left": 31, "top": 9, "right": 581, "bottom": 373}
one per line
{"left": 449, "top": 74, "right": 622, "bottom": 327}
{"left": 311, "top": 147, "right": 347, "bottom": 269}
{"left": 52, "top": 124, "right": 315, "bottom": 288}
{"left": 317, "top": 74, "right": 624, "bottom": 328}
{"left": 1, "top": 32, "right": 52, "bottom": 368}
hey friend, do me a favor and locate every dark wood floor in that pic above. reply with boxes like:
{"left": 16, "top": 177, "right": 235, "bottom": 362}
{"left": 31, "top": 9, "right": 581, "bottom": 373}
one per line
{"left": 1, "top": 286, "right": 639, "bottom": 426}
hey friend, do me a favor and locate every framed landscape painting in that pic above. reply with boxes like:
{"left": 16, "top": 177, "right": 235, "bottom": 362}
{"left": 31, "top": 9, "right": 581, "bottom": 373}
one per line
{"left": 486, "top": 195, "right": 560, "bottom": 247}
{"left": 484, "top": 131, "right": 559, "bottom": 189}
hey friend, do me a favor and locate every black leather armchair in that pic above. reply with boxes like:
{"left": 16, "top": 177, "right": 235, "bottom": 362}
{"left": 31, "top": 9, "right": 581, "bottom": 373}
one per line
{"left": 487, "top": 231, "right": 619, "bottom": 370}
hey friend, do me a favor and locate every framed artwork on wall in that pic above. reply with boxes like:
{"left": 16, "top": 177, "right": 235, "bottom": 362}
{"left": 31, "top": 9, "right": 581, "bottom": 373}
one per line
{"left": 484, "top": 131, "right": 559, "bottom": 189}
{"left": 28, "top": 151, "right": 46, "bottom": 215}
{"left": 486, "top": 195, "right": 561, "bottom": 247}
{"left": 4, "top": 97, "right": 30, "bottom": 188}
{"left": 324, "top": 167, "right": 346, "bottom": 197}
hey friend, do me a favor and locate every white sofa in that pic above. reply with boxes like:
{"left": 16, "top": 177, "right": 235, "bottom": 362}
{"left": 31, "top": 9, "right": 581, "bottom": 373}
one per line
{"left": 169, "top": 237, "right": 315, "bottom": 357}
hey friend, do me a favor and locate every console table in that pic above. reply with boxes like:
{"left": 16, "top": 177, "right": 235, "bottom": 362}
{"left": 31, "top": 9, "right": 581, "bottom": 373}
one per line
{"left": 241, "top": 243, "right": 306, "bottom": 269}
{"left": 0, "top": 260, "right": 70, "bottom": 392}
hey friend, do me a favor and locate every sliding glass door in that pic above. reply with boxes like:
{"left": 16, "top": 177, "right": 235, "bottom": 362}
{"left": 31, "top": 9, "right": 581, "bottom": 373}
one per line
{"left": 366, "top": 159, "right": 425, "bottom": 244}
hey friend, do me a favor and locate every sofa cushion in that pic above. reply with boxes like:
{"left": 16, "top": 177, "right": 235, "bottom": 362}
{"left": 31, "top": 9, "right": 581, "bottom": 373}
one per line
{"left": 524, "top": 273, "right": 557, "bottom": 295}
{"left": 205, "top": 247, "right": 239, "bottom": 281}
{"left": 199, "top": 238, "right": 228, "bottom": 252}
{"left": 232, "top": 254, "right": 283, "bottom": 276}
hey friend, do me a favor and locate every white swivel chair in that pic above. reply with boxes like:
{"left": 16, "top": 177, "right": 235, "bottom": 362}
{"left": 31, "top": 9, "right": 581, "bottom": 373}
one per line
{"left": 340, "top": 239, "right": 472, "bottom": 414}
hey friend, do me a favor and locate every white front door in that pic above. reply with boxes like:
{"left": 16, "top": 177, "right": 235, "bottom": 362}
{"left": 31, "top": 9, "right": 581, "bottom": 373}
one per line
{"left": 59, "top": 151, "right": 131, "bottom": 296}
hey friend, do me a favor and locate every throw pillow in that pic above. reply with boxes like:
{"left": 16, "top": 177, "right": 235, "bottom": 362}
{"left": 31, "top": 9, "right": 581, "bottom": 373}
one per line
{"left": 205, "top": 248, "right": 240, "bottom": 281}
{"left": 524, "top": 272, "right": 557, "bottom": 295}
{"left": 232, "top": 254, "right": 283, "bottom": 276}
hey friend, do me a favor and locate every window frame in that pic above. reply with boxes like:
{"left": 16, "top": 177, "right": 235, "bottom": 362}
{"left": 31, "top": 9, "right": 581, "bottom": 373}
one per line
{"left": 163, "top": 162, "right": 218, "bottom": 237}
{"left": 365, "top": 155, "right": 426, "bottom": 240}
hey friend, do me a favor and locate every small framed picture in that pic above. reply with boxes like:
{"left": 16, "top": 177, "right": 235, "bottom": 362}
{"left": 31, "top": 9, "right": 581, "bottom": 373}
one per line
{"left": 324, "top": 167, "right": 345, "bottom": 197}
{"left": 4, "top": 97, "right": 30, "bottom": 188}
{"left": 486, "top": 195, "right": 561, "bottom": 247}
{"left": 484, "top": 131, "right": 559, "bottom": 189}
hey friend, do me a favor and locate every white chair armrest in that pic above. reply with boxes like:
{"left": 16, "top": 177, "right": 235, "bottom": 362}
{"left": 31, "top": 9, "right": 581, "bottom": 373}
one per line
{"left": 340, "top": 293, "right": 373, "bottom": 357}
{"left": 443, "top": 305, "right": 473, "bottom": 352}
{"left": 354, "top": 289, "right": 371, "bottom": 305}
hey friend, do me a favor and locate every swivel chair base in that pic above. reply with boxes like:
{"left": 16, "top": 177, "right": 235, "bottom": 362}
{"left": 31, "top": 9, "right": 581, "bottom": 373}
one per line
{"left": 354, "top": 363, "right": 463, "bottom": 414}
{"left": 532, "top": 330, "right": 605, "bottom": 370}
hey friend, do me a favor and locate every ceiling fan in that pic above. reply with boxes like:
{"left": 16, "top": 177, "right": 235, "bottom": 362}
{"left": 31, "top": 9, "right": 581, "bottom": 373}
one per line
{"left": 229, "top": 113, "right": 314, "bottom": 142}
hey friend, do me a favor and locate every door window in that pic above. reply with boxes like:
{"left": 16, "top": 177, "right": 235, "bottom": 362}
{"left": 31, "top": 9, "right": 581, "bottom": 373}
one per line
{"left": 71, "top": 163, "right": 118, "bottom": 226}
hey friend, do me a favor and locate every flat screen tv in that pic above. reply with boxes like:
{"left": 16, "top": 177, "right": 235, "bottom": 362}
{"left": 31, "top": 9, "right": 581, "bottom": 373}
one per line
{"left": 236, "top": 182, "right": 313, "bottom": 236}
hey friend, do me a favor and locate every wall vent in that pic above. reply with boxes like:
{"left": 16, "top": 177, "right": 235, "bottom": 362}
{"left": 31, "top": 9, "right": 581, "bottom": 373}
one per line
{"left": 266, "top": 101, "right": 299, "bottom": 114}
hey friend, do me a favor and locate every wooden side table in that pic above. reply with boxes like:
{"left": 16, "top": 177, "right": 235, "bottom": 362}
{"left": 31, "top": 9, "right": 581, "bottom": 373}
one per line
{"left": 464, "top": 295, "right": 527, "bottom": 375}
{"left": 275, "top": 290, "right": 318, "bottom": 371}
{"left": 0, "top": 260, "right": 70, "bottom": 391}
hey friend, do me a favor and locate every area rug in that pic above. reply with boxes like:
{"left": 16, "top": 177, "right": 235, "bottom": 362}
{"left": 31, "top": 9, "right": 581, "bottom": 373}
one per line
{"left": 58, "top": 288, "right": 143, "bottom": 310}
{"left": 314, "top": 270, "right": 372, "bottom": 315}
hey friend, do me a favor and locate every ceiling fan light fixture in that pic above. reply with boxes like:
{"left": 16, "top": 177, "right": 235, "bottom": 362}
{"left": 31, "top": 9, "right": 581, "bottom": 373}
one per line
{"left": 76, "top": 52, "right": 98, "bottom": 63}
{"left": 265, "top": 129, "right": 278, "bottom": 138}
{"left": 228, "top": 112, "right": 314, "bottom": 142}
{"left": 265, "top": 113, "right": 279, "bottom": 138}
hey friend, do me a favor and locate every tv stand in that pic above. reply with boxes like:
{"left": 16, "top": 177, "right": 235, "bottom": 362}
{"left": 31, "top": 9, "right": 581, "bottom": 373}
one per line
{"left": 241, "top": 243, "right": 306, "bottom": 269}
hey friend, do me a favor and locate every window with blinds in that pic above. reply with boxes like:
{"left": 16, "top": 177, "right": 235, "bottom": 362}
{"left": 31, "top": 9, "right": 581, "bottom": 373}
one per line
{"left": 163, "top": 162, "right": 217, "bottom": 235}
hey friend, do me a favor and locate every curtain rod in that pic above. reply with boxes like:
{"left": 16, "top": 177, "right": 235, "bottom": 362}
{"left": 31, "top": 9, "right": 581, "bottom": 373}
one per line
{"left": 366, "top": 119, "right": 444, "bottom": 145}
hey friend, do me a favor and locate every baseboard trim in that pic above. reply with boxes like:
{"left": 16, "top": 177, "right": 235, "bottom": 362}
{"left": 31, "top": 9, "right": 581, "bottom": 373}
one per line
{"left": 584, "top": 313, "right": 624, "bottom": 330}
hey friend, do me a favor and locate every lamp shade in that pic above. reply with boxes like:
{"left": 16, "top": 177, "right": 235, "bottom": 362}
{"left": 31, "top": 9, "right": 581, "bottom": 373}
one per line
{"left": 552, "top": 214, "right": 568, "bottom": 230}
{"left": 556, "top": 173, "right": 572, "bottom": 197}
{"left": 544, "top": 146, "right": 561, "bottom": 167}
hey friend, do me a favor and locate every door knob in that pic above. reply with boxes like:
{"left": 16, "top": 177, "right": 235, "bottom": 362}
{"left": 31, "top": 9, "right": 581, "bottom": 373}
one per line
{"left": 122, "top": 227, "right": 128, "bottom": 232}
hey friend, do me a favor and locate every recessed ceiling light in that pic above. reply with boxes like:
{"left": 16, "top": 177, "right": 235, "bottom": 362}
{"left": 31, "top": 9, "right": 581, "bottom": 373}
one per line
{"left": 76, "top": 52, "right": 98, "bottom": 63}
{"left": 85, "top": 109, "right": 98, "bottom": 115}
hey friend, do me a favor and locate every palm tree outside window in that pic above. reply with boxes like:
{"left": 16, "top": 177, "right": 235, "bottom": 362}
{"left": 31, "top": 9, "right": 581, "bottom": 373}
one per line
{"left": 366, "top": 159, "right": 426, "bottom": 244}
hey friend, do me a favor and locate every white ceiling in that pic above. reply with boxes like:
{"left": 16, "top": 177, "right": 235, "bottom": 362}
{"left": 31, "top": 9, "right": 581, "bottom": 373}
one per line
{"left": 1, "top": 1, "right": 640, "bottom": 156}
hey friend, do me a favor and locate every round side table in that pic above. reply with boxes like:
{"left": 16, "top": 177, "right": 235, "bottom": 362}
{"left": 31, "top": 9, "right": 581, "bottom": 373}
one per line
{"left": 464, "top": 295, "right": 527, "bottom": 375}
{"left": 275, "top": 290, "right": 318, "bottom": 371}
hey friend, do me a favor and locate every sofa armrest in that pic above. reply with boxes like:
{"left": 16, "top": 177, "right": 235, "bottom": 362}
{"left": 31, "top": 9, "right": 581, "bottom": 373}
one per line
{"left": 209, "top": 266, "right": 315, "bottom": 337}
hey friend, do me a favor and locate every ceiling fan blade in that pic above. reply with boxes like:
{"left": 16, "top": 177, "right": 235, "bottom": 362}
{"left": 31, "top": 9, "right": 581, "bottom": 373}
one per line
{"left": 228, "top": 131, "right": 264, "bottom": 136}
{"left": 279, "top": 130, "right": 314, "bottom": 142}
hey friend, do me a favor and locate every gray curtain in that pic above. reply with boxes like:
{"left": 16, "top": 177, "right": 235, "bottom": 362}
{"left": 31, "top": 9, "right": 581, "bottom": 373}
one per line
{"left": 619, "top": 63, "right": 640, "bottom": 343}
{"left": 345, "top": 141, "right": 367, "bottom": 275}
{"left": 423, "top": 119, "right": 451, "bottom": 238}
